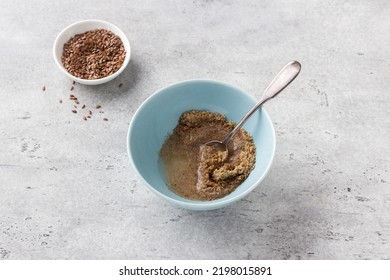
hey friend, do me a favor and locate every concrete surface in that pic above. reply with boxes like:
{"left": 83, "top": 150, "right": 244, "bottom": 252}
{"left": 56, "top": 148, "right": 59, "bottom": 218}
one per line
{"left": 1, "top": 0, "right": 389, "bottom": 260}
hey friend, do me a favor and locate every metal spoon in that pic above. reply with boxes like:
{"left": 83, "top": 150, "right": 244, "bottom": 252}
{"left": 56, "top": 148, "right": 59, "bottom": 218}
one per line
{"left": 205, "top": 60, "right": 301, "bottom": 153}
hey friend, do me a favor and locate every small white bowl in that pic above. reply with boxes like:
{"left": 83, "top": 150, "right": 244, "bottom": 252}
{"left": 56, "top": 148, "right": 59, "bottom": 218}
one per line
{"left": 53, "top": 19, "right": 131, "bottom": 85}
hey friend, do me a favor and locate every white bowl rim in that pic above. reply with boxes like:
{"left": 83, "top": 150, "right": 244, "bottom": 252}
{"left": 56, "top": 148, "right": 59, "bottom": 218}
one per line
{"left": 53, "top": 19, "right": 131, "bottom": 84}
{"left": 127, "top": 79, "right": 276, "bottom": 210}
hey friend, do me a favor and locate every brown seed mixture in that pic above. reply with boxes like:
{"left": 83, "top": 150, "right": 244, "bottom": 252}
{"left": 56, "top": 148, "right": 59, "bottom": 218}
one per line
{"left": 160, "top": 110, "right": 256, "bottom": 201}
{"left": 61, "top": 29, "right": 126, "bottom": 80}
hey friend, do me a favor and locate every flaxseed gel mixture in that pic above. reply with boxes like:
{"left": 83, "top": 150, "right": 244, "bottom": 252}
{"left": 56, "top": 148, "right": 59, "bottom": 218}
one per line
{"left": 160, "top": 110, "right": 256, "bottom": 201}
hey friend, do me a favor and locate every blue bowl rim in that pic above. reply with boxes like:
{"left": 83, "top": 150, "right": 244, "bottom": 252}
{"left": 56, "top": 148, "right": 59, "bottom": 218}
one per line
{"left": 127, "top": 79, "right": 276, "bottom": 209}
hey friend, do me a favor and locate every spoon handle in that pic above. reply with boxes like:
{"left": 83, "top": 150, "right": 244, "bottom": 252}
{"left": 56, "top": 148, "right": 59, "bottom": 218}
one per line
{"left": 222, "top": 60, "right": 301, "bottom": 145}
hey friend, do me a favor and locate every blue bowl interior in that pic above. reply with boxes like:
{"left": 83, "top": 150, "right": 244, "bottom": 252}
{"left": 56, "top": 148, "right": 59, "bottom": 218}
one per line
{"left": 128, "top": 80, "right": 275, "bottom": 210}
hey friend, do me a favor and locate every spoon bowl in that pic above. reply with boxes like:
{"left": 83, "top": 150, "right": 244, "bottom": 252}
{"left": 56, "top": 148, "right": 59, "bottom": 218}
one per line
{"left": 204, "top": 140, "right": 228, "bottom": 152}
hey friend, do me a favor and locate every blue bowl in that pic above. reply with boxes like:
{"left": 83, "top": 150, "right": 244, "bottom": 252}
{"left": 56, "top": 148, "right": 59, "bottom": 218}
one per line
{"left": 127, "top": 80, "right": 275, "bottom": 210}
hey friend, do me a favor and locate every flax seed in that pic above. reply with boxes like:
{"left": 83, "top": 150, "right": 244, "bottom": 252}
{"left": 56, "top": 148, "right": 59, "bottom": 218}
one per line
{"left": 72, "top": 110, "right": 77, "bottom": 114}
{"left": 96, "top": 105, "right": 101, "bottom": 109}
{"left": 61, "top": 29, "right": 126, "bottom": 80}
{"left": 103, "top": 118, "right": 108, "bottom": 121}
{"left": 82, "top": 105, "right": 86, "bottom": 109}
{"left": 42, "top": 86, "right": 46, "bottom": 91}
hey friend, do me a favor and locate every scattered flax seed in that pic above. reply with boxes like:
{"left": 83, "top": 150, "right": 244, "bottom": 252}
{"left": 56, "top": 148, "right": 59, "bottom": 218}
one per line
{"left": 89, "top": 110, "right": 92, "bottom": 115}
{"left": 74, "top": 105, "right": 77, "bottom": 109}
{"left": 75, "top": 101, "right": 80, "bottom": 105}
{"left": 70, "top": 86, "right": 74, "bottom": 91}
{"left": 87, "top": 115, "right": 91, "bottom": 119}
{"left": 70, "top": 94, "right": 75, "bottom": 98}
{"left": 72, "top": 81, "right": 75, "bottom": 85}
{"left": 83, "top": 116, "right": 87, "bottom": 121}
{"left": 59, "top": 99, "right": 62, "bottom": 103}
{"left": 118, "top": 83, "right": 123, "bottom": 88}
{"left": 72, "top": 110, "right": 77, "bottom": 114}
{"left": 96, "top": 105, "right": 102, "bottom": 109}
{"left": 103, "top": 118, "right": 108, "bottom": 121}
{"left": 42, "top": 86, "right": 46, "bottom": 91}
{"left": 82, "top": 104, "right": 86, "bottom": 109}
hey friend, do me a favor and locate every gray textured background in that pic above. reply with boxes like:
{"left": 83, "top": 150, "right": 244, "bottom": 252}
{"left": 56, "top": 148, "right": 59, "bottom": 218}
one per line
{"left": 1, "top": 0, "right": 389, "bottom": 259}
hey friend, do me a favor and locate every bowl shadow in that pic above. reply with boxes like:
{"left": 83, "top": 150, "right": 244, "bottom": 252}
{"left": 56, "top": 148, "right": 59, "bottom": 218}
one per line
{"left": 169, "top": 163, "right": 319, "bottom": 259}
{"left": 72, "top": 58, "right": 141, "bottom": 103}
